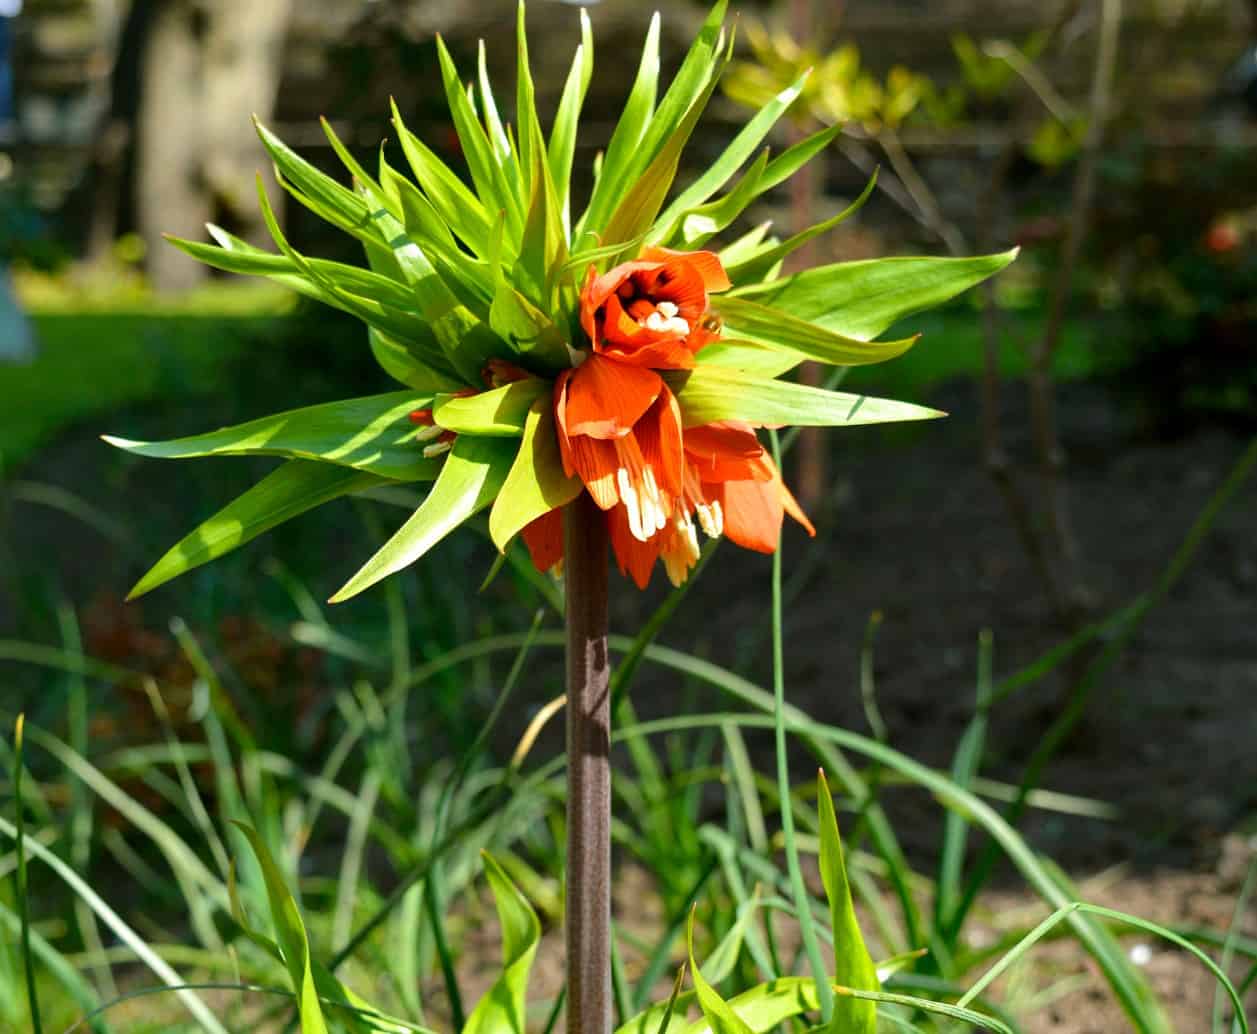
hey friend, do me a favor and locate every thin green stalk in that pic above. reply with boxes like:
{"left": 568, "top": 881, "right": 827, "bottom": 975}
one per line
{"left": 13, "top": 716, "right": 42, "bottom": 1034}
{"left": 770, "top": 431, "right": 834, "bottom": 1023}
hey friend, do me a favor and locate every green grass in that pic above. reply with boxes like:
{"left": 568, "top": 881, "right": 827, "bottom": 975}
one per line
{"left": 1, "top": 413, "right": 1252, "bottom": 1034}
{"left": 3, "top": 286, "right": 296, "bottom": 471}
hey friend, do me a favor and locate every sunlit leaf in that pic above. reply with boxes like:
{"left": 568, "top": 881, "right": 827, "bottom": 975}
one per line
{"left": 489, "top": 398, "right": 583, "bottom": 552}
{"left": 433, "top": 379, "right": 549, "bottom": 437}
{"left": 127, "top": 461, "right": 391, "bottom": 599}
{"left": 816, "top": 769, "right": 879, "bottom": 1034}
{"left": 667, "top": 366, "right": 945, "bottom": 428}
{"left": 730, "top": 250, "right": 1019, "bottom": 340}
{"left": 330, "top": 436, "right": 513, "bottom": 602}
{"left": 463, "top": 852, "right": 542, "bottom": 1034}
{"left": 104, "top": 393, "right": 440, "bottom": 481}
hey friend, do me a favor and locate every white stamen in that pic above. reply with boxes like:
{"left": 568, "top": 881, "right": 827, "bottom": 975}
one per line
{"left": 656, "top": 300, "right": 679, "bottom": 317}
{"left": 641, "top": 467, "right": 668, "bottom": 533}
{"left": 414, "top": 424, "right": 444, "bottom": 442}
{"left": 423, "top": 440, "right": 453, "bottom": 458}
{"left": 643, "top": 310, "right": 692, "bottom": 336}
{"left": 617, "top": 467, "right": 646, "bottom": 541}
{"left": 695, "top": 500, "right": 724, "bottom": 538}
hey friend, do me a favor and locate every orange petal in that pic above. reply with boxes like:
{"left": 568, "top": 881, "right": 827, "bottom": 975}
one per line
{"left": 683, "top": 422, "right": 772, "bottom": 483}
{"left": 634, "top": 385, "right": 685, "bottom": 500}
{"left": 521, "top": 507, "right": 565, "bottom": 573}
{"left": 607, "top": 504, "right": 661, "bottom": 588}
{"left": 564, "top": 433, "right": 622, "bottom": 510}
{"left": 563, "top": 353, "right": 662, "bottom": 439}
{"left": 780, "top": 478, "right": 816, "bottom": 537}
{"left": 640, "top": 247, "right": 732, "bottom": 292}
{"left": 719, "top": 477, "right": 783, "bottom": 554}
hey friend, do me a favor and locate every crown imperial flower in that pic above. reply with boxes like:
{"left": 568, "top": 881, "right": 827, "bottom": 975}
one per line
{"left": 105, "top": 0, "right": 1014, "bottom": 602}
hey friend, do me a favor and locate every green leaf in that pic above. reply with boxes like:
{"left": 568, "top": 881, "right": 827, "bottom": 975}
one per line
{"left": 816, "top": 770, "right": 879, "bottom": 1034}
{"left": 576, "top": 13, "right": 660, "bottom": 240}
{"left": 232, "top": 823, "right": 328, "bottom": 1034}
{"left": 730, "top": 250, "right": 1019, "bottom": 341}
{"left": 693, "top": 340, "right": 800, "bottom": 378}
{"left": 488, "top": 398, "right": 582, "bottom": 551}
{"left": 169, "top": 231, "right": 421, "bottom": 312}
{"left": 665, "top": 366, "right": 945, "bottom": 428}
{"left": 391, "top": 99, "right": 494, "bottom": 259}
{"left": 725, "top": 171, "right": 878, "bottom": 285}
{"left": 599, "top": 45, "right": 729, "bottom": 254}
{"left": 127, "top": 461, "right": 390, "bottom": 599}
{"left": 435, "top": 34, "right": 524, "bottom": 241}
{"left": 255, "top": 117, "right": 374, "bottom": 241}
{"left": 711, "top": 296, "right": 918, "bottom": 368}
{"left": 669, "top": 149, "right": 770, "bottom": 249}
{"left": 463, "top": 852, "right": 541, "bottom": 1034}
{"left": 369, "top": 327, "right": 466, "bottom": 394}
{"left": 687, "top": 907, "right": 756, "bottom": 1034}
{"left": 104, "top": 393, "right": 441, "bottom": 481}
{"left": 616, "top": 0, "right": 730, "bottom": 205}
{"left": 433, "top": 379, "right": 549, "bottom": 437}
{"left": 653, "top": 68, "right": 809, "bottom": 235}
{"left": 330, "top": 436, "right": 514, "bottom": 602}
{"left": 548, "top": 8, "right": 594, "bottom": 236}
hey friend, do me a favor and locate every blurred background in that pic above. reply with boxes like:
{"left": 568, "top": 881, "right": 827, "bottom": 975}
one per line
{"left": 2, "top": 0, "right": 1255, "bottom": 1027}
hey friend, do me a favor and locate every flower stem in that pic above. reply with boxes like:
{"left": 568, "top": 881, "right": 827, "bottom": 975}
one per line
{"left": 564, "top": 492, "right": 612, "bottom": 1034}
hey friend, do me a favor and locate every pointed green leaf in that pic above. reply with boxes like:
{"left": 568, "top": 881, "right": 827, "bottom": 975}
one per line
{"left": 711, "top": 296, "right": 918, "bottom": 368}
{"left": 104, "top": 393, "right": 440, "bottom": 481}
{"left": 433, "top": 379, "right": 549, "bottom": 437}
{"left": 716, "top": 221, "right": 773, "bottom": 267}
{"left": 488, "top": 398, "right": 581, "bottom": 551}
{"left": 599, "top": 45, "right": 729, "bottom": 254}
{"left": 548, "top": 9, "right": 594, "bottom": 236}
{"left": 597, "top": 0, "right": 729, "bottom": 235}
{"left": 488, "top": 283, "right": 571, "bottom": 371}
{"left": 670, "top": 149, "right": 770, "bottom": 249}
{"left": 725, "top": 171, "right": 878, "bottom": 285}
{"left": 463, "top": 852, "right": 541, "bottom": 1034}
{"left": 477, "top": 41, "right": 513, "bottom": 164}
{"left": 369, "top": 327, "right": 466, "bottom": 394}
{"left": 694, "top": 340, "right": 799, "bottom": 377}
{"left": 666, "top": 366, "right": 945, "bottom": 428}
{"left": 169, "top": 232, "right": 420, "bottom": 312}
{"left": 330, "top": 436, "right": 513, "bottom": 602}
{"left": 435, "top": 34, "right": 524, "bottom": 240}
{"left": 577, "top": 13, "right": 660, "bottom": 240}
{"left": 687, "top": 907, "right": 756, "bottom": 1034}
{"left": 653, "top": 69, "right": 809, "bottom": 236}
{"left": 391, "top": 99, "right": 494, "bottom": 258}
{"left": 232, "top": 823, "right": 328, "bottom": 1034}
{"left": 127, "top": 461, "right": 391, "bottom": 600}
{"left": 730, "top": 250, "right": 1019, "bottom": 341}
{"left": 255, "top": 118, "right": 373, "bottom": 240}
{"left": 816, "top": 769, "right": 879, "bottom": 1034}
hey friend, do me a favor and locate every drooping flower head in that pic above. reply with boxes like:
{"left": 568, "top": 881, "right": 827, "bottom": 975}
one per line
{"left": 108, "top": 1, "right": 1015, "bottom": 601}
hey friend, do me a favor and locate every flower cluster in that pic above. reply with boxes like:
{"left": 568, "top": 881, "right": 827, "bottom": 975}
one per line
{"left": 107, "top": 1, "right": 1014, "bottom": 603}
{"left": 524, "top": 247, "right": 812, "bottom": 587}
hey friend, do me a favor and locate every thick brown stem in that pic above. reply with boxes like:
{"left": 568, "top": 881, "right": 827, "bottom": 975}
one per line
{"left": 564, "top": 492, "right": 611, "bottom": 1034}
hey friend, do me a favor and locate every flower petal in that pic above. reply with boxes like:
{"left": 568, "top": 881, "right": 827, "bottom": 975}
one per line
{"left": 521, "top": 507, "right": 565, "bottom": 573}
{"left": 718, "top": 477, "right": 782, "bottom": 554}
{"left": 607, "top": 503, "right": 660, "bottom": 588}
{"left": 641, "top": 247, "right": 732, "bottom": 292}
{"left": 683, "top": 421, "right": 772, "bottom": 483}
{"left": 563, "top": 354, "right": 663, "bottom": 439}
{"left": 634, "top": 384, "right": 685, "bottom": 499}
